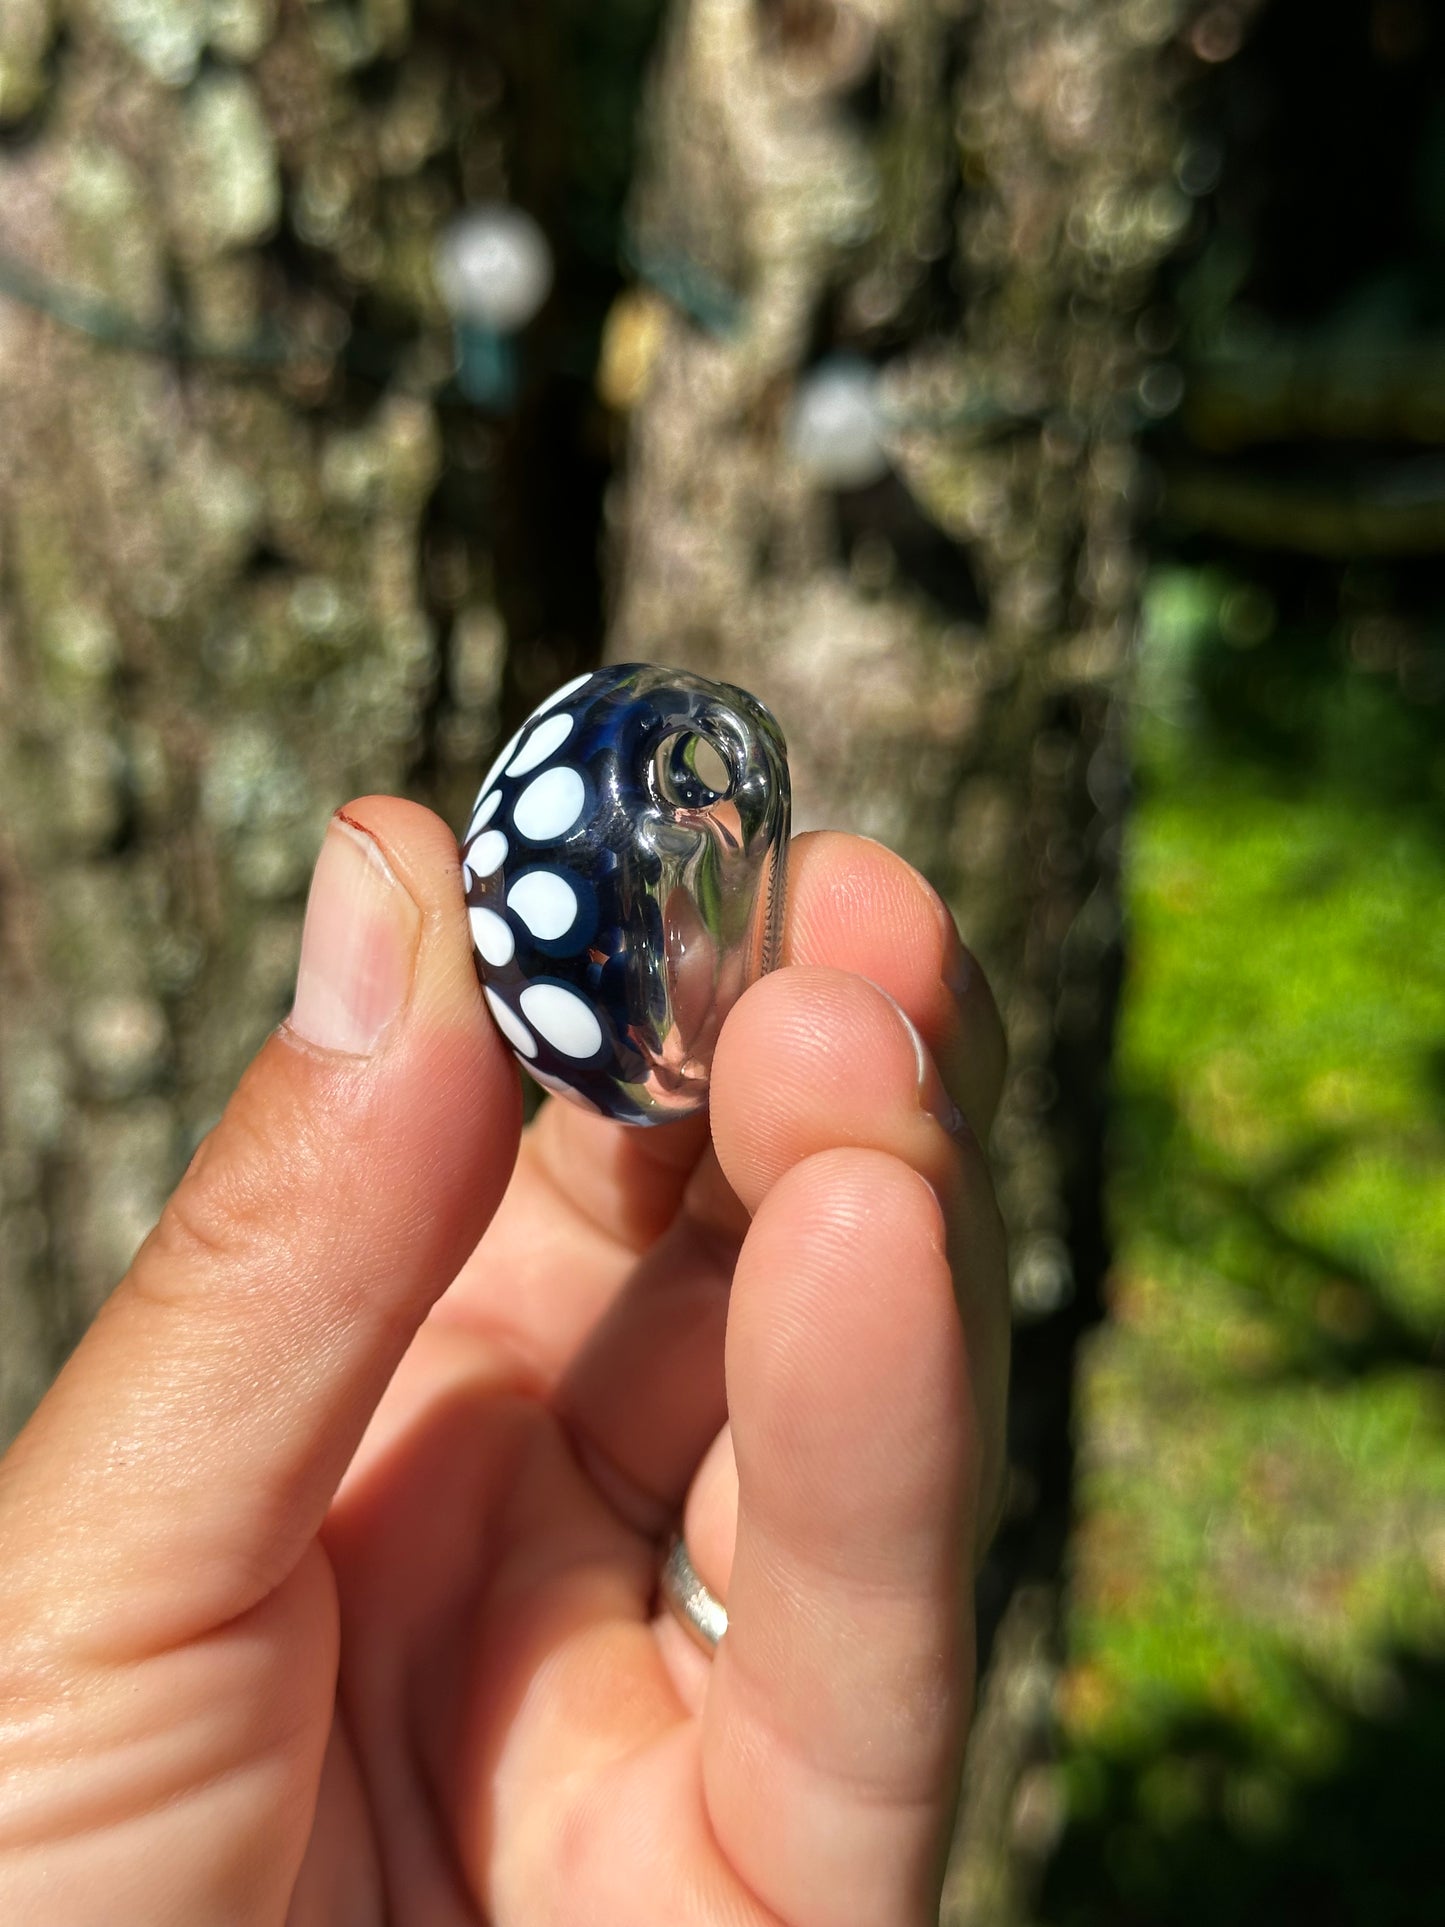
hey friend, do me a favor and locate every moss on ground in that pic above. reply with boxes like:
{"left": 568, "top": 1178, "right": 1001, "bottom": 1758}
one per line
{"left": 1040, "top": 569, "right": 1445, "bottom": 1926}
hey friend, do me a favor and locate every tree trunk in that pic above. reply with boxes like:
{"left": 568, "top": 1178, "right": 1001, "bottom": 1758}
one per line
{"left": 0, "top": 0, "right": 646, "bottom": 1438}
{"left": 1, "top": 0, "right": 1197, "bottom": 1911}
{"left": 606, "top": 0, "right": 1195, "bottom": 1914}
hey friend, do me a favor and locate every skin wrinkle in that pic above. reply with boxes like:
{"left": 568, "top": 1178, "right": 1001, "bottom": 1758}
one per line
{"left": 421, "top": 1308, "right": 555, "bottom": 1417}
{"left": 134, "top": 1064, "right": 384, "bottom": 1331}
{"left": 706, "top": 1700, "right": 948, "bottom": 1927}
{"left": 0, "top": 1724, "right": 310, "bottom": 1854}
{"left": 424, "top": 1195, "right": 627, "bottom": 1395}
{"left": 737, "top": 1442, "right": 971, "bottom": 1595}
{"left": 718, "top": 1638, "right": 958, "bottom": 1817}
{"left": 549, "top": 1199, "right": 738, "bottom": 1517}
{"left": 0, "top": 1615, "right": 333, "bottom": 1866}
{"left": 337, "top": 1522, "right": 477, "bottom": 1927}
{"left": 571, "top": 1430, "right": 678, "bottom": 1540}
{"left": 404, "top": 1662, "right": 482, "bottom": 1927}
{"left": 530, "top": 1103, "right": 711, "bottom": 1257}
{"left": 726, "top": 1526, "right": 966, "bottom": 1747}
{"left": 682, "top": 1741, "right": 791, "bottom": 1927}
{"left": 287, "top": 1735, "right": 386, "bottom": 1927}
{"left": 710, "top": 976, "right": 970, "bottom": 1225}
{"left": 519, "top": 1125, "right": 647, "bottom": 1265}
{"left": 338, "top": 1637, "right": 439, "bottom": 1927}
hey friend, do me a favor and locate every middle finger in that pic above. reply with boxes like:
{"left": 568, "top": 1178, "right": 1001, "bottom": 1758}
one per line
{"left": 556, "top": 877, "right": 1003, "bottom": 1531}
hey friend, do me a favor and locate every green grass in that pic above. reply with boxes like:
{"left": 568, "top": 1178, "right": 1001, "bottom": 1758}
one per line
{"left": 1040, "top": 570, "right": 1445, "bottom": 1926}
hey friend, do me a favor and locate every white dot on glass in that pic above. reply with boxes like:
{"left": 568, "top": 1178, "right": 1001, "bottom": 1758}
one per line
{"left": 512, "top": 766, "right": 585, "bottom": 842}
{"left": 468, "top": 829, "right": 508, "bottom": 878}
{"left": 480, "top": 725, "right": 524, "bottom": 798}
{"left": 466, "top": 788, "right": 502, "bottom": 840}
{"left": 519, "top": 983, "right": 603, "bottom": 1060}
{"left": 506, "top": 711, "right": 575, "bottom": 779}
{"left": 469, "top": 906, "right": 515, "bottom": 968}
{"left": 507, "top": 869, "right": 578, "bottom": 942}
{"left": 485, "top": 987, "right": 537, "bottom": 1059}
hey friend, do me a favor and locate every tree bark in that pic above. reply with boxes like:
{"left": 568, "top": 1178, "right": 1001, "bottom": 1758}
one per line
{"left": 1, "top": 0, "right": 1198, "bottom": 1912}
{"left": 605, "top": 0, "right": 1196, "bottom": 1914}
{"left": 0, "top": 0, "right": 643, "bottom": 1438}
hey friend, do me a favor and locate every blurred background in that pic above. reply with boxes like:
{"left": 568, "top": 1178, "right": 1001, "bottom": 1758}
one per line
{"left": 0, "top": 0, "right": 1441, "bottom": 1918}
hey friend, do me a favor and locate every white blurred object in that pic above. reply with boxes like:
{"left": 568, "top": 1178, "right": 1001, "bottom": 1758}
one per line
{"left": 786, "top": 357, "right": 891, "bottom": 489}
{"left": 433, "top": 205, "right": 555, "bottom": 333}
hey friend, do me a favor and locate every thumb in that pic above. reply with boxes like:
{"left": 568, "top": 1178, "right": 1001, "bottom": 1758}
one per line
{"left": 0, "top": 798, "right": 520, "bottom": 1661}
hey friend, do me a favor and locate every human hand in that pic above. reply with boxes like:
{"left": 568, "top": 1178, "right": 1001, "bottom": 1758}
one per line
{"left": 0, "top": 797, "right": 1009, "bottom": 1926}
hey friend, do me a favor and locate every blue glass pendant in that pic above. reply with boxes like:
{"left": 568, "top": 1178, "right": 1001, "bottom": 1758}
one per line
{"left": 461, "top": 664, "right": 791, "bottom": 1124}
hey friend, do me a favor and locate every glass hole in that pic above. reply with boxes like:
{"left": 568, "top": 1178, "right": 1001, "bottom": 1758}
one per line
{"left": 654, "top": 729, "right": 734, "bottom": 810}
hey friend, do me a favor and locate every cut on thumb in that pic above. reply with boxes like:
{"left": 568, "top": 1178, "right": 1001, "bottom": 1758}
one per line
{"left": 0, "top": 798, "right": 521, "bottom": 1662}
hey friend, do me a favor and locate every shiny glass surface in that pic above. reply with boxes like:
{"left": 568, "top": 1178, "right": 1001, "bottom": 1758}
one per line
{"left": 461, "top": 664, "right": 791, "bottom": 1124}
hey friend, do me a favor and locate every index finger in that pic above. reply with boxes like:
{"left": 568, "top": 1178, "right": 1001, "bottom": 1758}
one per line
{"left": 521, "top": 827, "right": 1007, "bottom": 1263}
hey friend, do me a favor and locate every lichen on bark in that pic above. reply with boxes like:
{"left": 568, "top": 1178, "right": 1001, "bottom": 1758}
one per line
{"left": 0, "top": 0, "right": 519, "bottom": 1437}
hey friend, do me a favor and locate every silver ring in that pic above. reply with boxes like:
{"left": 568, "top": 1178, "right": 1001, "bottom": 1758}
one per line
{"left": 660, "top": 1534, "right": 728, "bottom": 1653}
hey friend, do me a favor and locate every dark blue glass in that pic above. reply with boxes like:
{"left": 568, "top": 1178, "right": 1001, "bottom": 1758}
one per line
{"left": 461, "top": 664, "right": 791, "bottom": 1125}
